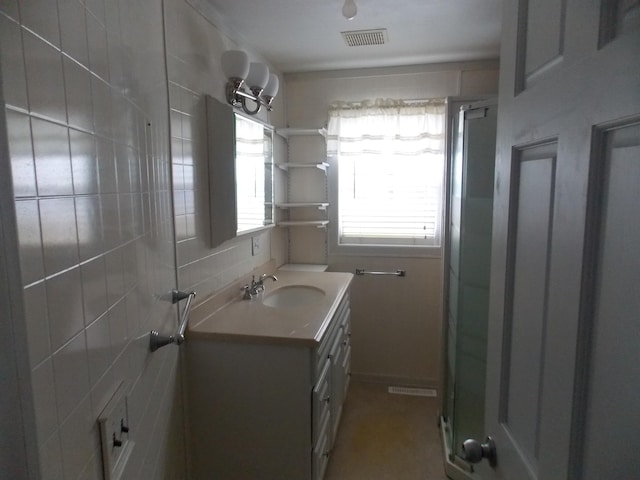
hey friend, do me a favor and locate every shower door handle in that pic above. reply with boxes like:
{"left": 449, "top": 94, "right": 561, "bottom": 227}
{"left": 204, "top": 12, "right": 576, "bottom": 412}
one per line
{"left": 462, "top": 436, "right": 497, "bottom": 467}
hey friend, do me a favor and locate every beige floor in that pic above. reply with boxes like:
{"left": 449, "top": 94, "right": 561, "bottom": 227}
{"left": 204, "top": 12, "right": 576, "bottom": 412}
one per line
{"left": 325, "top": 381, "right": 449, "bottom": 480}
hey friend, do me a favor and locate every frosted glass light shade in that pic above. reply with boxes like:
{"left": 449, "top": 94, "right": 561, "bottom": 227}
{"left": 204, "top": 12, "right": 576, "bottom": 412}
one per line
{"left": 263, "top": 73, "right": 279, "bottom": 97}
{"left": 342, "top": 0, "right": 357, "bottom": 19}
{"left": 245, "top": 62, "right": 270, "bottom": 89}
{"left": 222, "top": 50, "right": 249, "bottom": 80}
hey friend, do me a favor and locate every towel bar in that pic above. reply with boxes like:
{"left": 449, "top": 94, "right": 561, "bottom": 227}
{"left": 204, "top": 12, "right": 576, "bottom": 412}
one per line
{"left": 355, "top": 268, "right": 406, "bottom": 277}
{"left": 149, "top": 289, "right": 196, "bottom": 352}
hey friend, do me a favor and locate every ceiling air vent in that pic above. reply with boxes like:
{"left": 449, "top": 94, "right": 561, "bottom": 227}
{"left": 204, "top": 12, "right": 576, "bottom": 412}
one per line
{"left": 342, "top": 28, "right": 388, "bottom": 47}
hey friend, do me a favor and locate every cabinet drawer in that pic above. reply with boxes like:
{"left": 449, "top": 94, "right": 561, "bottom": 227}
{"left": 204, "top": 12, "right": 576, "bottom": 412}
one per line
{"left": 312, "top": 361, "right": 331, "bottom": 444}
{"left": 312, "top": 412, "right": 331, "bottom": 480}
{"left": 315, "top": 294, "right": 350, "bottom": 376}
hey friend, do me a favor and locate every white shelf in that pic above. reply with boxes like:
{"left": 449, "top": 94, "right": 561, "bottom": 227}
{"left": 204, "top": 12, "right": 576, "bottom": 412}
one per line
{"left": 276, "top": 162, "right": 329, "bottom": 172}
{"left": 278, "top": 264, "right": 329, "bottom": 272}
{"left": 277, "top": 220, "right": 329, "bottom": 228}
{"left": 276, "top": 127, "right": 327, "bottom": 139}
{"left": 276, "top": 202, "right": 329, "bottom": 210}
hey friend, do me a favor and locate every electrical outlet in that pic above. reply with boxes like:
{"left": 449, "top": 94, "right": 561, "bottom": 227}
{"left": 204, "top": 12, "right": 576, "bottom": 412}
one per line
{"left": 98, "top": 382, "right": 134, "bottom": 480}
{"left": 252, "top": 236, "right": 260, "bottom": 256}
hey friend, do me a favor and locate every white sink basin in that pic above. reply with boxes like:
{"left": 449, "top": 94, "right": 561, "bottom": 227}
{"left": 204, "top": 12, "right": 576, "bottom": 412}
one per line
{"left": 263, "top": 285, "right": 326, "bottom": 308}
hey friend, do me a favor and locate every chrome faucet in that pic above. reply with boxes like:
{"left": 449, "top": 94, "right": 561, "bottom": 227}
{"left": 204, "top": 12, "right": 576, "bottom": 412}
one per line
{"left": 242, "top": 273, "right": 278, "bottom": 299}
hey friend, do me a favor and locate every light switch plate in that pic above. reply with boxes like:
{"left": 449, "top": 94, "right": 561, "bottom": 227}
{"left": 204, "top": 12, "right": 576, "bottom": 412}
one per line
{"left": 252, "top": 236, "right": 260, "bottom": 256}
{"left": 98, "top": 382, "right": 134, "bottom": 480}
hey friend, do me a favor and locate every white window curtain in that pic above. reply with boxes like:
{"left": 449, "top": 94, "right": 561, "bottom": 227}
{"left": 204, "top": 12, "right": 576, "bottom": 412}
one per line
{"left": 327, "top": 99, "right": 446, "bottom": 248}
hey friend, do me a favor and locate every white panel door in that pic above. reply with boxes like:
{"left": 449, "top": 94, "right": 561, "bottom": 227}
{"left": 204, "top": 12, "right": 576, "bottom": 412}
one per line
{"left": 472, "top": 1, "right": 640, "bottom": 479}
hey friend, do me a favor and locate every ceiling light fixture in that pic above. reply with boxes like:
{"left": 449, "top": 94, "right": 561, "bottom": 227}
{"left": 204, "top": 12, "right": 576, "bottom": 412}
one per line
{"left": 221, "top": 50, "right": 279, "bottom": 115}
{"left": 342, "top": 0, "right": 357, "bottom": 20}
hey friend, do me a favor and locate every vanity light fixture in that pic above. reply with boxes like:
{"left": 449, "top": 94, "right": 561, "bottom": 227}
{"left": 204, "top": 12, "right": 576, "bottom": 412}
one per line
{"left": 222, "top": 50, "right": 279, "bottom": 115}
{"left": 342, "top": 0, "right": 357, "bottom": 20}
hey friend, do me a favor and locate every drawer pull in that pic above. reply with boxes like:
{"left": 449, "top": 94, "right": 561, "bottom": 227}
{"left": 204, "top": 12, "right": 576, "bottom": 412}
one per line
{"left": 323, "top": 395, "right": 331, "bottom": 403}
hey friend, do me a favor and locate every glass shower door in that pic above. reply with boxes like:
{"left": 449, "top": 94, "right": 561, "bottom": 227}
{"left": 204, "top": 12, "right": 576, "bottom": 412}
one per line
{"left": 445, "top": 101, "right": 497, "bottom": 461}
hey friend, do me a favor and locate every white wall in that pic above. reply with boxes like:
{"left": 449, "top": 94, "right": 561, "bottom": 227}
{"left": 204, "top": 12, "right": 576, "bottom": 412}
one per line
{"left": 164, "top": 0, "right": 289, "bottom": 298}
{"left": 285, "top": 62, "right": 499, "bottom": 387}
{"left": 0, "top": 0, "right": 184, "bottom": 478}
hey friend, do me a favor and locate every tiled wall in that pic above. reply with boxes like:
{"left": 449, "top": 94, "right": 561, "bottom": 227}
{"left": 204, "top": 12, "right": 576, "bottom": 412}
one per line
{"left": 163, "top": 0, "right": 287, "bottom": 298}
{"left": 1, "top": 0, "right": 185, "bottom": 478}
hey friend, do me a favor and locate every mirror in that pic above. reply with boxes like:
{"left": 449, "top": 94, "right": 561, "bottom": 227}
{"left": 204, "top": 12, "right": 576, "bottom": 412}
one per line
{"left": 234, "top": 114, "right": 274, "bottom": 234}
{"left": 205, "top": 95, "right": 274, "bottom": 248}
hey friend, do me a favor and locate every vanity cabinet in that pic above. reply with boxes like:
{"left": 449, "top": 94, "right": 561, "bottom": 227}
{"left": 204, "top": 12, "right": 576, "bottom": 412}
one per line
{"left": 187, "top": 290, "right": 351, "bottom": 480}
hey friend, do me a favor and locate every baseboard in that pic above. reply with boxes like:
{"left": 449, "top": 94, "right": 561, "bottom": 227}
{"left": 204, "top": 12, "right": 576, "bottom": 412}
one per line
{"left": 350, "top": 372, "right": 439, "bottom": 391}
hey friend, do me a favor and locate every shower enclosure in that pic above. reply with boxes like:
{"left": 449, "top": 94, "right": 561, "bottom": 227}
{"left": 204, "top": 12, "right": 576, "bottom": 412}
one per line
{"left": 442, "top": 99, "right": 497, "bottom": 476}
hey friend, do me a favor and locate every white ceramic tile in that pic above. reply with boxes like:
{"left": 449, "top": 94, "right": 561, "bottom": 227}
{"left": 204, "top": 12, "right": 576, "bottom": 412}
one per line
{"left": 78, "top": 453, "right": 102, "bottom": 480}
{"left": 70, "top": 129, "right": 99, "bottom": 195}
{"left": 100, "top": 193, "right": 120, "bottom": 251}
{"left": 52, "top": 331, "right": 90, "bottom": 422}
{"left": 88, "top": 365, "right": 115, "bottom": 419}
{"left": 182, "top": 164, "right": 194, "bottom": 190}
{"left": 84, "top": 0, "right": 106, "bottom": 26}
{"left": 20, "top": 0, "right": 61, "bottom": 48}
{"left": 186, "top": 213, "right": 196, "bottom": 239}
{"left": 0, "top": 15, "right": 28, "bottom": 110}
{"left": 85, "top": 312, "right": 114, "bottom": 386}
{"left": 108, "top": 298, "right": 127, "bottom": 357}
{"left": 6, "top": 111, "right": 36, "bottom": 197}
{"left": 23, "top": 283, "right": 51, "bottom": 367}
{"left": 132, "top": 193, "right": 144, "bottom": 237}
{"left": 30, "top": 359, "right": 58, "bottom": 442}
{"left": 85, "top": 12, "right": 109, "bottom": 82}
{"left": 182, "top": 137, "right": 193, "bottom": 167}
{"left": 172, "top": 163, "right": 185, "bottom": 190}
{"left": 118, "top": 193, "right": 134, "bottom": 242}
{"left": 184, "top": 189, "right": 195, "bottom": 215}
{"left": 46, "top": 267, "right": 84, "bottom": 350}
{"left": 38, "top": 431, "right": 64, "bottom": 480}
{"left": 173, "top": 190, "right": 186, "bottom": 216}
{"left": 90, "top": 75, "right": 112, "bottom": 139}
{"left": 59, "top": 396, "right": 95, "bottom": 480}
{"left": 174, "top": 215, "right": 187, "bottom": 242}
{"left": 75, "top": 195, "right": 103, "bottom": 261}
{"left": 58, "top": 0, "right": 89, "bottom": 66}
{"left": 63, "top": 57, "right": 93, "bottom": 131}
{"left": 0, "top": 0, "right": 19, "bottom": 21}
{"left": 14, "top": 199, "right": 45, "bottom": 285}
{"left": 38, "top": 197, "right": 79, "bottom": 275}
{"left": 80, "top": 257, "right": 107, "bottom": 326}
{"left": 23, "top": 31, "right": 67, "bottom": 123}
{"left": 104, "top": 248, "right": 124, "bottom": 307}
{"left": 171, "top": 134, "right": 183, "bottom": 165}
{"left": 31, "top": 119, "right": 73, "bottom": 197}
{"left": 121, "top": 242, "right": 138, "bottom": 291}
{"left": 96, "top": 138, "right": 117, "bottom": 194}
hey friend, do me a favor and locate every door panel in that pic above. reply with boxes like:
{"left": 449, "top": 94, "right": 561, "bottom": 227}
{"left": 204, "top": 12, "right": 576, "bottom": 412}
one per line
{"left": 502, "top": 146, "right": 556, "bottom": 476}
{"left": 521, "top": 0, "right": 566, "bottom": 87}
{"left": 581, "top": 122, "right": 640, "bottom": 479}
{"left": 480, "top": 1, "right": 639, "bottom": 479}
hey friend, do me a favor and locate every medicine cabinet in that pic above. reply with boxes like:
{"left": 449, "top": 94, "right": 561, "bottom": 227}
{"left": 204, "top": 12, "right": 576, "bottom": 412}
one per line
{"left": 205, "top": 95, "right": 274, "bottom": 248}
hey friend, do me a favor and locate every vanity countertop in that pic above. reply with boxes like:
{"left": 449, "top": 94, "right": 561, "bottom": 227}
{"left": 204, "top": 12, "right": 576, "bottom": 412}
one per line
{"left": 188, "top": 270, "right": 353, "bottom": 346}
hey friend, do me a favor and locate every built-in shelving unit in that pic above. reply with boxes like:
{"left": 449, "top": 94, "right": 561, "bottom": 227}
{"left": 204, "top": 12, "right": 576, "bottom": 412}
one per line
{"left": 278, "top": 220, "right": 329, "bottom": 228}
{"left": 276, "top": 127, "right": 327, "bottom": 139}
{"left": 276, "top": 162, "right": 329, "bottom": 172}
{"left": 276, "top": 127, "right": 330, "bottom": 266}
{"left": 276, "top": 202, "right": 329, "bottom": 210}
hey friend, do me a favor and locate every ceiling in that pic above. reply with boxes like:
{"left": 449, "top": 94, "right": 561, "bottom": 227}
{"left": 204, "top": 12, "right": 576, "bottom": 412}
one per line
{"left": 199, "top": 0, "right": 503, "bottom": 73}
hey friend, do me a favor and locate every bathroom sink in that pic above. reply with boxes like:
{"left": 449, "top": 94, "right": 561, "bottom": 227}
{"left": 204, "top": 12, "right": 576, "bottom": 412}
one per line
{"left": 262, "top": 285, "right": 326, "bottom": 308}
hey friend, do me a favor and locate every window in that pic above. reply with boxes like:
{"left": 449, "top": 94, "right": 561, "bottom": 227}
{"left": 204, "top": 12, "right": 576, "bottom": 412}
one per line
{"left": 327, "top": 99, "right": 445, "bottom": 252}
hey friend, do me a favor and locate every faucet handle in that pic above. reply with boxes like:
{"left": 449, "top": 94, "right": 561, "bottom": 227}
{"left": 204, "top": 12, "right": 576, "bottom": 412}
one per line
{"left": 242, "top": 284, "right": 254, "bottom": 299}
